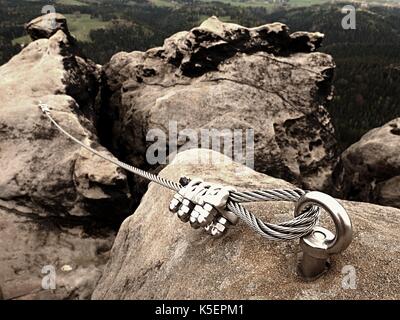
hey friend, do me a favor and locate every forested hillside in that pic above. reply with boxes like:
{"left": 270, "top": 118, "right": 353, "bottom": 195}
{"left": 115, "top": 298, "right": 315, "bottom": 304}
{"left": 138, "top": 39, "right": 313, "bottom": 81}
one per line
{"left": 1, "top": 0, "right": 399, "bottom": 149}
{"left": 264, "top": 4, "right": 400, "bottom": 149}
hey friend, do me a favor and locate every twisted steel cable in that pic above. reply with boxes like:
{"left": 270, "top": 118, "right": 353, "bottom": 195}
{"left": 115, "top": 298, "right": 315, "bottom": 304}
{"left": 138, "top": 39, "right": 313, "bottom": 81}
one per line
{"left": 227, "top": 201, "right": 319, "bottom": 241}
{"left": 39, "top": 104, "right": 320, "bottom": 241}
{"left": 229, "top": 188, "right": 306, "bottom": 203}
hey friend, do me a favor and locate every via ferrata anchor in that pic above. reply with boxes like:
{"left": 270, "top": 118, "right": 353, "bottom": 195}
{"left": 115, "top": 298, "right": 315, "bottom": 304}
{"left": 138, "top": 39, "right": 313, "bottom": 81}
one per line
{"left": 294, "top": 191, "right": 353, "bottom": 281}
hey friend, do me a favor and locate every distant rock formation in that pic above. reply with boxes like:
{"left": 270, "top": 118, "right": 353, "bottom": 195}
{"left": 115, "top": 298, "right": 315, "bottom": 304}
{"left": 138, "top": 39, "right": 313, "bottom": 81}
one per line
{"left": 100, "top": 16, "right": 338, "bottom": 192}
{"left": 334, "top": 118, "right": 400, "bottom": 208}
{"left": 25, "top": 13, "right": 71, "bottom": 41}
{"left": 0, "top": 14, "right": 131, "bottom": 299}
{"left": 92, "top": 149, "right": 400, "bottom": 300}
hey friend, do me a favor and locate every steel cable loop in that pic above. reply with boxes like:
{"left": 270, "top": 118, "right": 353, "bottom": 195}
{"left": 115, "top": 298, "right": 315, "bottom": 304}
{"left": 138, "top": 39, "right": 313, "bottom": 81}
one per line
{"left": 40, "top": 105, "right": 321, "bottom": 241}
{"left": 227, "top": 201, "right": 319, "bottom": 241}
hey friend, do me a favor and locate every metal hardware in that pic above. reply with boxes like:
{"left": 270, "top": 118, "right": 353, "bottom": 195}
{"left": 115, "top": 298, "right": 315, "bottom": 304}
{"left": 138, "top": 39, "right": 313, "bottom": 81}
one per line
{"left": 177, "top": 198, "right": 194, "bottom": 222}
{"left": 220, "top": 210, "right": 239, "bottom": 225}
{"left": 193, "top": 203, "right": 218, "bottom": 228}
{"left": 39, "top": 103, "right": 50, "bottom": 114}
{"left": 169, "top": 193, "right": 184, "bottom": 213}
{"left": 205, "top": 216, "right": 229, "bottom": 238}
{"left": 39, "top": 105, "right": 322, "bottom": 242}
{"left": 171, "top": 179, "right": 204, "bottom": 221}
{"left": 294, "top": 191, "right": 353, "bottom": 281}
{"left": 169, "top": 178, "right": 238, "bottom": 237}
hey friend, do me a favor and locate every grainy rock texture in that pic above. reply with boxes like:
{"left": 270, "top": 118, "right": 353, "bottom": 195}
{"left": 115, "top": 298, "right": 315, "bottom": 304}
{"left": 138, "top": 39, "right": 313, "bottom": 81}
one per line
{"left": 0, "top": 204, "right": 114, "bottom": 300}
{"left": 0, "top": 16, "right": 130, "bottom": 299}
{"left": 93, "top": 149, "right": 400, "bottom": 300}
{"left": 0, "top": 19, "right": 130, "bottom": 218}
{"left": 334, "top": 118, "right": 400, "bottom": 208}
{"left": 101, "top": 16, "right": 338, "bottom": 191}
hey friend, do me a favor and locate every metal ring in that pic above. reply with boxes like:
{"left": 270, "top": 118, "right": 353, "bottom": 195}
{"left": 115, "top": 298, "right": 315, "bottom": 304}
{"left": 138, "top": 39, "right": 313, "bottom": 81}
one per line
{"left": 294, "top": 191, "right": 352, "bottom": 254}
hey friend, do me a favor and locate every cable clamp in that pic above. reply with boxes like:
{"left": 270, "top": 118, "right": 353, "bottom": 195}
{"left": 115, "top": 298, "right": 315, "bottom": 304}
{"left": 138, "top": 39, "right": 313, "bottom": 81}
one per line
{"left": 169, "top": 177, "right": 237, "bottom": 237}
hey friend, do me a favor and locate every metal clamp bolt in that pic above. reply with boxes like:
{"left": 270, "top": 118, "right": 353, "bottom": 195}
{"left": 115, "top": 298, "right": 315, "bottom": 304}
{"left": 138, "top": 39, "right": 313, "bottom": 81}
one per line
{"left": 168, "top": 177, "right": 237, "bottom": 237}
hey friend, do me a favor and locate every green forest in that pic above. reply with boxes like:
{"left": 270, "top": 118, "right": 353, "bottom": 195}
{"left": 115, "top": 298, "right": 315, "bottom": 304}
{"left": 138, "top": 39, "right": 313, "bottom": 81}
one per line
{"left": 1, "top": 0, "right": 400, "bottom": 150}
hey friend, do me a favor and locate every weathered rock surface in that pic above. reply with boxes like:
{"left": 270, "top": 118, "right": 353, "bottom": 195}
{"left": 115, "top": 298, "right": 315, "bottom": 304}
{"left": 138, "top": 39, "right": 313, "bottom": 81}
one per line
{"left": 93, "top": 149, "right": 400, "bottom": 300}
{"left": 101, "top": 16, "right": 338, "bottom": 191}
{"left": 0, "top": 16, "right": 131, "bottom": 299}
{"left": 0, "top": 203, "right": 114, "bottom": 300}
{"left": 0, "top": 18, "right": 130, "bottom": 219}
{"left": 334, "top": 118, "right": 400, "bottom": 208}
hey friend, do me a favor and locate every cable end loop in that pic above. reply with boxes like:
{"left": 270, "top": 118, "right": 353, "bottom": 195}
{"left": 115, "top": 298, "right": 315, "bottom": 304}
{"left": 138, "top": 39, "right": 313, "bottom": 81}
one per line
{"left": 39, "top": 103, "right": 50, "bottom": 115}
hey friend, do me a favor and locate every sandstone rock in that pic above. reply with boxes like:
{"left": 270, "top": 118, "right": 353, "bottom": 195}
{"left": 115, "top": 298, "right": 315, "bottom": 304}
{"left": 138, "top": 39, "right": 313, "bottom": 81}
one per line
{"left": 93, "top": 149, "right": 400, "bottom": 300}
{"left": 0, "top": 202, "right": 114, "bottom": 300}
{"left": 334, "top": 118, "right": 400, "bottom": 208}
{"left": 26, "top": 13, "right": 70, "bottom": 41}
{"left": 100, "top": 16, "right": 338, "bottom": 191}
{"left": 0, "top": 28, "right": 130, "bottom": 218}
{"left": 0, "top": 19, "right": 131, "bottom": 299}
{"left": 376, "top": 176, "right": 400, "bottom": 208}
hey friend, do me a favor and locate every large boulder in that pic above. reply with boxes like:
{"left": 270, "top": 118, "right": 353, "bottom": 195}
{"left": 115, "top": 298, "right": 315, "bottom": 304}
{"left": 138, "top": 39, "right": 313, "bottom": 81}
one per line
{"left": 334, "top": 118, "right": 400, "bottom": 208}
{"left": 93, "top": 149, "right": 400, "bottom": 300}
{"left": 0, "top": 17, "right": 131, "bottom": 299}
{"left": 100, "top": 16, "right": 338, "bottom": 192}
